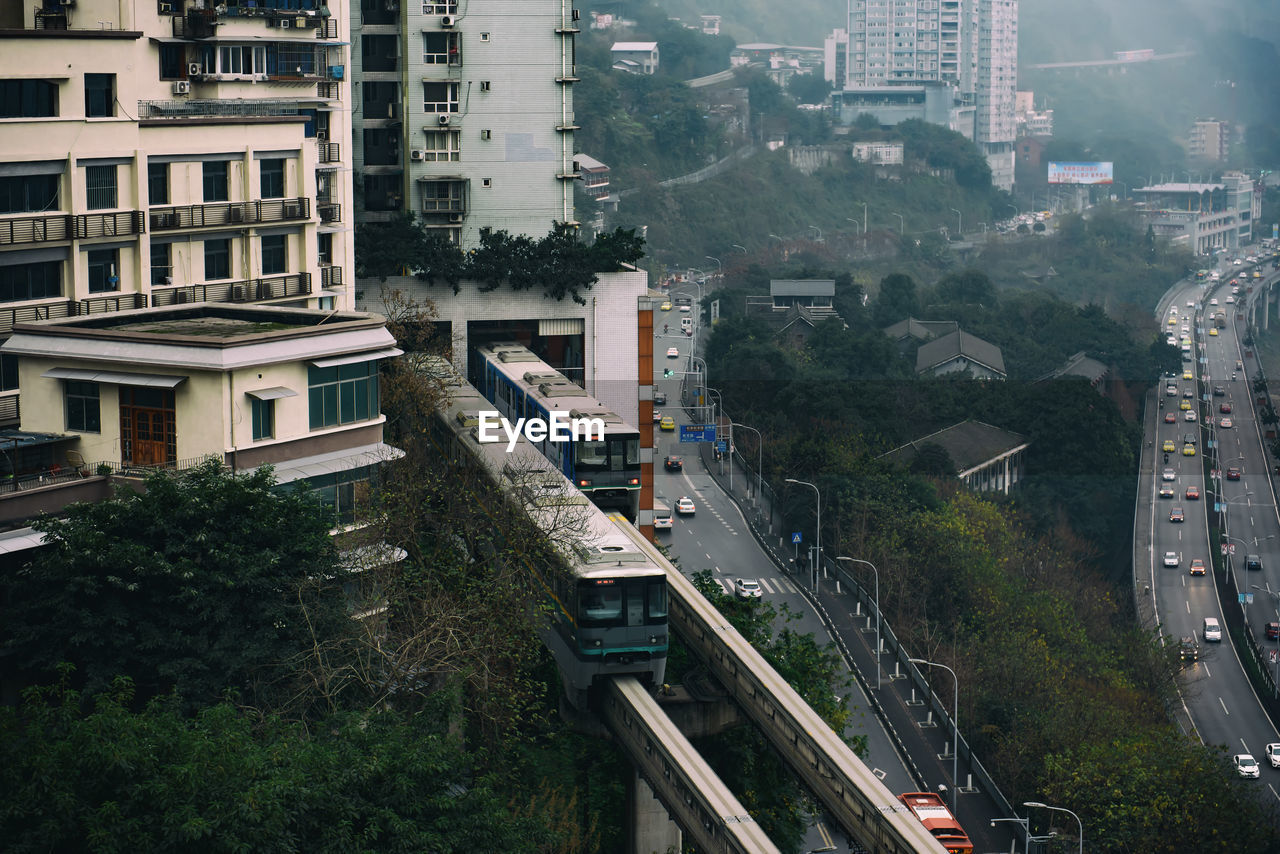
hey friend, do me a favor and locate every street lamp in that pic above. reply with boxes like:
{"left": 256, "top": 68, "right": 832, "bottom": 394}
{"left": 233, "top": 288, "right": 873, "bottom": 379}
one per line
{"left": 909, "top": 658, "right": 959, "bottom": 814}
{"left": 808, "top": 225, "right": 823, "bottom": 242}
{"left": 837, "top": 557, "right": 880, "bottom": 689}
{"left": 702, "top": 386, "right": 723, "bottom": 430}
{"left": 732, "top": 243, "right": 747, "bottom": 254}
{"left": 1250, "top": 583, "right": 1280, "bottom": 696}
{"left": 1023, "top": 801, "right": 1083, "bottom": 854}
{"left": 950, "top": 207, "right": 962, "bottom": 236}
{"left": 731, "top": 422, "right": 763, "bottom": 504}
{"left": 890, "top": 211, "right": 904, "bottom": 235}
{"left": 785, "top": 478, "right": 821, "bottom": 588}
{"left": 705, "top": 255, "right": 721, "bottom": 277}
{"left": 1006, "top": 203, "right": 1018, "bottom": 218}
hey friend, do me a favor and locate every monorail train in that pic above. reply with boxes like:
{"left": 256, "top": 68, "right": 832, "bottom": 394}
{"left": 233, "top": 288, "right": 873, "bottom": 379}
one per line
{"left": 473, "top": 342, "right": 641, "bottom": 517}
{"left": 897, "top": 792, "right": 973, "bottom": 854}
{"left": 424, "top": 356, "right": 666, "bottom": 709}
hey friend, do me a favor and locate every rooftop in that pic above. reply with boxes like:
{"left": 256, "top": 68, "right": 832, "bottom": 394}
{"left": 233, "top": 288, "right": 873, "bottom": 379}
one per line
{"left": 882, "top": 420, "right": 1029, "bottom": 474}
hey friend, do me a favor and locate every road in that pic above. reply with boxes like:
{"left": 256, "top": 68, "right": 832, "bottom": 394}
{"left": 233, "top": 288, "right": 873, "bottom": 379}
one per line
{"left": 1148, "top": 256, "right": 1280, "bottom": 802}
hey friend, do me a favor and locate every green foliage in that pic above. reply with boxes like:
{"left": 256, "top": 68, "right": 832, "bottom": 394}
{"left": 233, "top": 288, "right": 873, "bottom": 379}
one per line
{"left": 897, "top": 119, "right": 992, "bottom": 189}
{"left": 0, "top": 675, "right": 560, "bottom": 853}
{"left": 0, "top": 460, "right": 349, "bottom": 710}
{"left": 786, "top": 71, "right": 833, "bottom": 105}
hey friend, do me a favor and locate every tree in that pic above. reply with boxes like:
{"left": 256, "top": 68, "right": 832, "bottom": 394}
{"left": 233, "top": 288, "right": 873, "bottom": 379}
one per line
{"left": 872, "top": 272, "right": 920, "bottom": 326}
{"left": 0, "top": 460, "right": 351, "bottom": 709}
{"left": 787, "top": 72, "right": 833, "bottom": 105}
{"left": 935, "top": 268, "right": 997, "bottom": 307}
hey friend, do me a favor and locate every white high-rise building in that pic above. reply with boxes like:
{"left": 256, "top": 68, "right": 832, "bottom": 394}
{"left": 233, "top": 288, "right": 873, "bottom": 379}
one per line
{"left": 826, "top": 0, "right": 1017, "bottom": 190}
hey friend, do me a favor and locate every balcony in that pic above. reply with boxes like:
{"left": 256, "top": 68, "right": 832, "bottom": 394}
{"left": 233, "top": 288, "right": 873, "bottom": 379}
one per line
{"left": 149, "top": 197, "right": 310, "bottom": 231}
{"left": 172, "top": 9, "right": 219, "bottom": 39}
{"left": 75, "top": 211, "right": 146, "bottom": 239}
{"left": 317, "top": 202, "right": 341, "bottom": 223}
{"left": 316, "top": 80, "right": 342, "bottom": 100}
{"left": 0, "top": 214, "right": 71, "bottom": 246}
{"left": 138, "top": 99, "right": 303, "bottom": 120}
{"left": 0, "top": 293, "right": 146, "bottom": 337}
{"left": 150, "top": 272, "right": 312, "bottom": 306}
{"left": 320, "top": 265, "right": 343, "bottom": 289}
{"left": 319, "top": 142, "right": 341, "bottom": 163}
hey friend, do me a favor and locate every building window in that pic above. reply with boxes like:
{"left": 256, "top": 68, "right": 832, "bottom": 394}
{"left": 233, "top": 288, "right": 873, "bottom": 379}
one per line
{"left": 251, "top": 397, "right": 275, "bottom": 441}
{"left": 0, "top": 79, "right": 58, "bottom": 118}
{"left": 204, "top": 238, "right": 230, "bottom": 280}
{"left": 148, "top": 162, "right": 169, "bottom": 206}
{"left": 420, "top": 180, "right": 464, "bottom": 212}
{"left": 85, "top": 165, "right": 117, "bottom": 210}
{"left": 421, "top": 130, "right": 460, "bottom": 161}
{"left": 0, "top": 260, "right": 61, "bottom": 302}
{"left": 0, "top": 354, "right": 17, "bottom": 393}
{"left": 308, "top": 361, "right": 380, "bottom": 429}
{"left": 318, "top": 231, "right": 332, "bottom": 265}
{"left": 158, "top": 44, "right": 185, "bottom": 80}
{"left": 65, "top": 380, "right": 101, "bottom": 433}
{"left": 150, "top": 241, "right": 171, "bottom": 286}
{"left": 361, "top": 127, "right": 401, "bottom": 166}
{"left": 87, "top": 247, "right": 119, "bottom": 293}
{"left": 260, "top": 158, "right": 285, "bottom": 199}
{"left": 422, "top": 81, "right": 459, "bottom": 113}
{"left": 261, "top": 234, "right": 287, "bottom": 275}
{"left": 84, "top": 73, "right": 115, "bottom": 118}
{"left": 422, "top": 1, "right": 457, "bottom": 13}
{"left": 203, "top": 161, "right": 229, "bottom": 202}
{"left": 218, "top": 45, "right": 267, "bottom": 77}
{"left": 422, "top": 32, "right": 459, "bottom": 64}
{"left": 0, "top": 174, "right": 59, "bottom": 214}
{"left": 361, "top": 34, "right": 400, "bottom": 73}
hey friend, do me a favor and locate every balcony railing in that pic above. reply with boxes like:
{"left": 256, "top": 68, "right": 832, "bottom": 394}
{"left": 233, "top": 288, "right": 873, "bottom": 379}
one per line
{"left": 316, "top": 81, "right": 342, "bottom": 100}
{"left": 0, "top": 293, "right": 147, "bottom": 337}
{"left": 139, "top": 99, "right": 303, "bottom": 120}
{"left": 0, "top": 214, "right": 71, "bottom": 246}
{"left": 320, "top": 265, "right": 342, "bottom": 289}
{"left": 318, "top": 202, "right": 341, "bottom": 223}
{"left": 319, "top": 142, "right": 341, "bottom": 163}
{"left": 317, "top": 18, "right": 338, "bottom": 38}
{"left": 150, "top": 272, "right": 312, "bottom": 306}
{"left": 149, "top": 197, "right": 310, "bottom": 231}
{"left": 75, "top": 210, "right": 146, "bottom": 239}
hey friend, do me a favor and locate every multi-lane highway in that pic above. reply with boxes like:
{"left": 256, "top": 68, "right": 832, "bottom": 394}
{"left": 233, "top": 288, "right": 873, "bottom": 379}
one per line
{"left": 1148, "top": 257, "right": 1280, "bottom": 799}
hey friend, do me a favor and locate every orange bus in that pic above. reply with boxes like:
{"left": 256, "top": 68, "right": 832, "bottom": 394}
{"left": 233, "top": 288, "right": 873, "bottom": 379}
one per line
{"left": 897, "top": 792, "right": 974, "bottom": 854}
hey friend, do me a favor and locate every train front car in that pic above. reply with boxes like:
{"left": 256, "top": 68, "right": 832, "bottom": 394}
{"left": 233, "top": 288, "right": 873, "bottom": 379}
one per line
{"left": 475, "top": 342, "right": 641, "bottom": 519}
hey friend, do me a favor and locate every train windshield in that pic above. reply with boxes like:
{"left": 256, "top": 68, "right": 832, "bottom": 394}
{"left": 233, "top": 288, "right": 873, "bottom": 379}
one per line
{"left": 575, "top": 434, "right": 641, "bottom": 472}
{"left": 578, "top": 579, "right": 667, "bottom": 627}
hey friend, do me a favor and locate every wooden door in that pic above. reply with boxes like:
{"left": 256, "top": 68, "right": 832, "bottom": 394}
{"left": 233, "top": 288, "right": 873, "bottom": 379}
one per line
{"left": 120, "top": 387, "right": 176, "bottom": 467}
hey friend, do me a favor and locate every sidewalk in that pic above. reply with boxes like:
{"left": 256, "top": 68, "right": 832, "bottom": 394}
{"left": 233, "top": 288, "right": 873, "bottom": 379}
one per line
{"left": 689, "top": 436, "right": 1018, "bottom": 852}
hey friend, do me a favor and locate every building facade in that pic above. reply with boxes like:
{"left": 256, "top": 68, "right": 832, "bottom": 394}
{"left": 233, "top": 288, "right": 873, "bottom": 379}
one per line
{"left": 0, "top": 0, "right": 355, "bottom": 426}
{"left": 1188, "top": 119, "right": 1230, "bottom": 163}
{"left": 1134, "top": 173, "right": 1259, "bottom": 255}
{"left": 351, "top": 0, "right": 578, "bottom": 243}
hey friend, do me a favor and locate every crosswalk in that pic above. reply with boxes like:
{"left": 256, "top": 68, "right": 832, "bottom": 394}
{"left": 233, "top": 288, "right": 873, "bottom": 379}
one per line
{"left": 710, "top": 575, "right": 802, "bottom": 597}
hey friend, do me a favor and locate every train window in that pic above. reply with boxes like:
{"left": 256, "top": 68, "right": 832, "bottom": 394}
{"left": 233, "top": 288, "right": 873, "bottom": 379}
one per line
{"left": 576, "top": 439, "right": 608, "bottom": 469}
{"left": 625, "top": 436, "right": 640, "bottom": 465}
{"left": 626, "top": 585, "right": 645, "bottom": 626}
{"left": 579, "top": 585, "right": 622, "bottom": 623}
{"left": 647, "top": 581, "right": 668, "bottom": 620}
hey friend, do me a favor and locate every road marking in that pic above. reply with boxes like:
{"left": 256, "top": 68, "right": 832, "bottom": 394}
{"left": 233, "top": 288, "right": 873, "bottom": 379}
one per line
{"left": 1204, "top": 663, "right": 1212, "bottom": 678}
{"left": 1220, "top": 697, "right": 1230, "bottom": 715}
{"left": 1186, "top": 601, "right": 1191, "bottom": 613}
{"left": 1268, "top": 784, "right": 1280, "bottom": 804}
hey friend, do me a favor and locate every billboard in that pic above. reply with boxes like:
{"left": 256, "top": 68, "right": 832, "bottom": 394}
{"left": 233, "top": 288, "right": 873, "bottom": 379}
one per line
{"left": 1047, "top": 161, "right": 1114, "bottom": 185}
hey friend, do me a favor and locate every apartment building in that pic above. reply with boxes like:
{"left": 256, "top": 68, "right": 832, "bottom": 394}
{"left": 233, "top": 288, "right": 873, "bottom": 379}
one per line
{"left": 0, "top": 0, "right": 355, "bottom": 425}
{"left": 824, "top": 0, "right": 1018, "bottom": 189}
{"left": 1133, "top": 173, "right": 1260, "bottom": 255}
{"left": 1188, "top": 119, "right": 1230, "bottom": 163}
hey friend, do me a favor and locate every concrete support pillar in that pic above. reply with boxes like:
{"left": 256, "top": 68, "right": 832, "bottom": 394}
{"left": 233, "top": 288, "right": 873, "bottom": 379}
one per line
{"left": 630, "top": 770, "right": 681, "bottom": 854}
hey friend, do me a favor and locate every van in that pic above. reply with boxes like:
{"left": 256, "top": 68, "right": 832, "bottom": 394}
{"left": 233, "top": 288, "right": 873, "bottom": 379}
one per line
{"left": 1204, "top": 617, "right": 1222, "bottom": 642}
{"left": 1247, "top": 554, "right": 1263, "bottom": 572}
{"left": 680, "top": 316, "right": 693, "bottom": 334}
{"left": 653, "top": 500, "right": 672, "bottom": 531}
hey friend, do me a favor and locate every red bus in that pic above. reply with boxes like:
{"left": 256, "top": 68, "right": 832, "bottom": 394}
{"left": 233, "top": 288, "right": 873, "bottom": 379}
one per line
{"left": 897, "top": 792, "right": 973, "bottom": 854}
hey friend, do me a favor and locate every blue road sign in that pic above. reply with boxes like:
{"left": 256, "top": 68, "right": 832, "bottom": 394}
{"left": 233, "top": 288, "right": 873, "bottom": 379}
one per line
{"left": 715, "top": 440, "right": 728, "bottom": 452}
{"left": 679, "top": 424, "right": 717, "bottom": 443}
{"left": 791, "top": 532, "right": 803, "bottom": 544}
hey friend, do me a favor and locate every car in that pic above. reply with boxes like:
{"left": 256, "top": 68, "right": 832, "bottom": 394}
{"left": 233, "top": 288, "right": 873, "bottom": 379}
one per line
{"left": 1266, "top": 744, "right": 1280, "bottom": 768}
{"left": 653, "top": 501, "right": 672, "bottom": 529}
{"left": 1219, "top": 417, "right": 1233, "bottom": 429}
{"left": 1163, "top": 551, "right": 1180, "bottom": 568}
{"left": 1233, "top": 258, "right": 1243, "bottom": 265}
{"left": 1170, "top": 507, "right": 1185, "bottom": 522}
{"left": 1182, "top": 444, "right": 1196, "bottom": 456}
{"left": 1162, "top": 439, "right": 1176, "bottom": 453}
{"left": 1163, "top": 411, "right": 1177, "bottom": 423}
{"left": 653, "top": 390, "right": 667, "bottom": 405}
{"left": 1220, "top": 402, "right": 1232, "bottom": 413}
{"left": 1227, "top": 466, "right": 1242, "bottom": 480}
{"left": 1179, "top": 636, "right": 1199, "bottom": 663}
{"left": 1180, "top": 399, "right": 1192, "bottom": 410}
{"left": 1213, "top": 385, "right": 1225, "bottom": 396}
{"left": 1166, "top": 336, "right": 1178, "bottom": 347}
{"left": 1187, "top": 299, "right": 1196, "bottom": 307}
{"left": 653, "top": 409, "right": 663, "bottom": 423}
{"left": 1189, "top": 559, "right": 1206, "bottom": 576}
{"left": 1166, "top": 384, "right": 1179, "bottom": 396}
{"left": 1267, "top": 622, "right": 1280, "bottom": 641}
{"left": 1183, "top": 388, "right": 1194, "bottom": 398}
{"left": 663, "top": 455, "right": 683, "bottom": 472}
{"left": 1227, "top": 296, "right": 1235, "bottom": 304}
{"left": 660, "top": 301, "right": 672, "bottom": 311}
{"left": 733, "top": 578, "right": 763, "bottom": 599}
{"left": 666, "top": 346, "right": 679, "bottom": 358}
{"left": 1185, "top": 410, "right": 1197, "bottom": 422}
{"left": 1183, "top": 432, "right": 1197, "bottom": 445}
{"left": 1237, "top": 359, "right": 1244, "bottom": 371}
{"left": 674, "top": 496, "right": 695, "bottom": 515}
{"left": 1183, "top": 370, "right": 1195, "bottom": 380}
{"left": 1185, "top": 485, "right": 1200, "bottom": 499}
{"left": 1162, "top": 468, "right": 1177, "bottom": 481}
{"left": 1167, "top": 316, "right": 1177, "bottom": 325}
{"left": 1209, "top": 327, "right": 1219, "bottom": 336}
{"left": 1210, "top": 298, "right": 1219, "bottom": 305}
{"left": 659, "top": 416, "right": 675, "bottom": 431}
{"left": 1233, "top": 754, "right": 1261, "bottom": 779}
{"left": 1159, "top": 484, "right": 1175, "bottom": 498}
{"left": 1205, "top": 617, "right": 1223, "bottom": 642}
{"left": 678, "top": 304, "right": 691, "bottom": 313}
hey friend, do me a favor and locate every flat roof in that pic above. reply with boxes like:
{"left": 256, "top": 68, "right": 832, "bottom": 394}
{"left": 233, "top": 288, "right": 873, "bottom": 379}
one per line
{"left": 1135, "top": 182, "right": 1224, "bottom": 194}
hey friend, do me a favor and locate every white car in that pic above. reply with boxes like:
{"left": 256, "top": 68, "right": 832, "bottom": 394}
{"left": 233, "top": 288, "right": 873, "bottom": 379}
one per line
{"left": 1219, "top": 417, "right": 1233, "bottom": 429}
{"left": 1233, "top": 754, "right": 1261, "bottom": 779}
{"left": 733, "top": 578, "right": 763, "bottom": 599}
{"left": 666, "top": 346, "right": 679, "bottom": 358}
{"left": 1185, "top": 410, "right": 1197, "bottom": 422}
{"left": 1265, "top": 743, "right": 1280, "bottom": 768}
{"left": 1162, "top": 468, "right": 1177, "bottom": 481}
{"left": 674, "top": 496, "right": 695, "bottom": 515}
{"left": 1162, "top": 551, "right": 1179, "bottom": 568}
{"left": 1210, "top": 298, "right": 1218, "bottom": 306}
{"left": 1204, "top": 617, "right": 1222, "bottom": 642}
{"left": 1187, "top": 300, "right": 1195, "bottom": 307}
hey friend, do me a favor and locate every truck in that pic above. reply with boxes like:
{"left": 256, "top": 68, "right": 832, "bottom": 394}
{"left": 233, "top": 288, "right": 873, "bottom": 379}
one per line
{"left": 1214, "top": 311, "right": 1227, "bottom": 329}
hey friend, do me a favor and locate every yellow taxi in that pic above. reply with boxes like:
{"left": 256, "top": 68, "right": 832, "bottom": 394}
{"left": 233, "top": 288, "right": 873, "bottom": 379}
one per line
{"left": 1162, "top": 439, "right": 1176, "bottom": 452}
{"left": 659, "top": 416, "right": 675, "bottom": 431}
{"left": 660, "top": 301, "right": 672, "bottom": 311}
{"left": 1180, "top": 399, "right": 1192, "bottom": 411}
{"left": 1167, "top": 316, "right": 1177, "bottom": 325}
{"left": 1209, "top": 327, "right": 1218, "bottom": 336}
{"left": 1182, "top": 444, "right": 1196, "bottom": 456}
{"left": 1182, "top": 370, "right": 1193, "bottom": 380}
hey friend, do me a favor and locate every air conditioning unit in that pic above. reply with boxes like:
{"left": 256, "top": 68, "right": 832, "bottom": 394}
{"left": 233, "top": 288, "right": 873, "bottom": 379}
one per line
{"left": 571, "top": 8, "right": 579, "bottom": 21}
{"left": 283, "top": 203, "right": 301, "bottom": 218}
{"left": 231, "top": 285, "right": 246, "bottom": 301}
{"left": 448, "top": 212, "right": 464, "bottom": 223}
{"left": 295, "top": 17, "right": 307, "bottom": 27}
{"left": 59, "top": 0, "right": 75, "bottom": 6}
{"left": 440, "top": 14, "right": 454, "bottom": 27}
{"left": 437, "top": 113, "right": 451, "bottom": 126}
{"left": 410, "top": 149, "right": 426, "bottom": 161}
{"left": 316, "top": 129, "right": 328, "bottom": 141}
{"left": 188, "top": 62, "right": 203, "bottom": 76}
{"left": 279, "top": 18, "right": 291, "bottom": 28}
{"left": 171, "top": 80, "right": 190, "bottom": 95}
{"left": 229, "top": 207, "right": 244, "bottom": 223}
{"left": 175, "top": 291, "right": 189, "bottom": 304}
{"left": 159, "top": 1, "right": 174, "bottom": 12}
{"left": 480, "top": 128, "right": 491, "bottom": 140}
